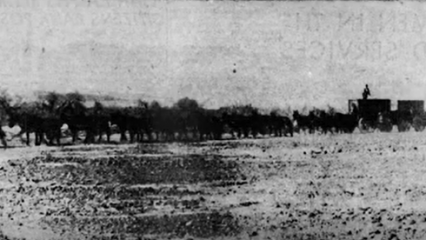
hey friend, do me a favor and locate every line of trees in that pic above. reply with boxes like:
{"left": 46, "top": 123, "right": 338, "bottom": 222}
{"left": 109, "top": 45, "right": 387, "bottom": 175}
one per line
{"left": 0, "top": 91, "right": 294, "bottom": 147}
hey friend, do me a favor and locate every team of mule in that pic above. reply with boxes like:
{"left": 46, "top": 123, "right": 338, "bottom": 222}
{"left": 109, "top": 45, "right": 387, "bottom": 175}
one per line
{"left": 0, "top": 92, "right": 294, "bottom": 148}
{"left": 0, "top": 89, "right": 425, "bottom": 149}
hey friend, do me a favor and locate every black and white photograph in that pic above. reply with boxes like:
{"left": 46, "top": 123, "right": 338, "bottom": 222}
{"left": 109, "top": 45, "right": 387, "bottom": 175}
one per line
{"left": 1, "top": 0, "right": 426, "bottom": 239}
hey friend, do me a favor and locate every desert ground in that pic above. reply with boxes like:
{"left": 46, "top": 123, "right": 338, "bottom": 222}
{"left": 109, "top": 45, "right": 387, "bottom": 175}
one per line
{"left": 1, "top": 131, "right": 426, "bottom": 240}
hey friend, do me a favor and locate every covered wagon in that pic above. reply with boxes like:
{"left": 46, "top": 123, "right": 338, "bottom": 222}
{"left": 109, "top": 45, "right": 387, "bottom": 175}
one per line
{"left": 393, "top": 100, "right": 424, "bottom": 132}
{"left": 348, "top": 99, "right": 393, "bottom": 133}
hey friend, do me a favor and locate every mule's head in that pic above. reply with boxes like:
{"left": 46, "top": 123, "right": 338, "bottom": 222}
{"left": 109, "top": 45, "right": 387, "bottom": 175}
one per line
{"left": 6, "top": 106, "right": 20, "bottom": 128}
{"left": 293, "top": 111, "right": 300, "bottom": 119}
{"left": 59, "top": 100, "right": 86, "bottom": 119}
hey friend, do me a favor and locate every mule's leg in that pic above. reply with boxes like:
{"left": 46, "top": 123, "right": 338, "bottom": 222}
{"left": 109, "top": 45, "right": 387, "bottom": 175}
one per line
{"left": 84, "top": 130, "right": 93, "bottom": 144}
{"left": 147, "top": 130, "right": 152, "bottom": 142}
{"left": 1, "top": 130, "right": 6, "bottom": 149}
{"left": 120, "top": 131, "right": 126, "bottom": 142}
{"left": 41, "top": 132, "right": 48, "bottom": 146}
{"left": 1, "top": 137, "right": 6, "bottom": 149}
{"left": 137, "top": 131, "right": 142, "bottom": 142}
{"left": 11, "top": 129, "right": 24, "bottom": 143}
{"left": 85, "top": 131, "right": 94, "bottom": 144}
{"left": 56, "top": 129, "right": 61, "bottom": 146}
{"left": 35, "top": 132, "right": 40, "bottom": 146}
{"left": 90, "top": 131, "right": 96, "bottom": 143}
{"left": 45, "top": 133, "right": 52, "bottom": 146}
{"left": 129, "top": 130, "right": 134, "bottom": 143}
{"left": 106, "top": 128, "right": 111, "bottom": 143}
{"left": 97, "top": 130, "right": 103, "bottom": 143}
{"left": 26, "top": 132, "right": 30, "bottom": 146}
{"left": 39, "top": 131, "right": 48, "bottom": 146}
{"left": 72, "top": 129, "right": 78, "bottom": 143}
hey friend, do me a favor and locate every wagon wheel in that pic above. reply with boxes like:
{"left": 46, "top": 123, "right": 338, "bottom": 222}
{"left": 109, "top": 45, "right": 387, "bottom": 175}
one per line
{"left": 358, "top": 118, "right": 374, "bottom": 133}
{"left": 378, "top": 118, "right": 393, "bottom": 132}
{"left": 413, "top": 116, "right": 426, "bottom": 132}
{"left": 397, "top": 120, "right": 410, "bottom": 132}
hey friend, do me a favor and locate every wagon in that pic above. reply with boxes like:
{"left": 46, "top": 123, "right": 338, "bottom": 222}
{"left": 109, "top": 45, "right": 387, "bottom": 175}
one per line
{"left": 400, "top": 100, "right": 426, "bottom": 132}
{"left": 394, "top": 100, "right": 425, "bottom": 132}
{"left": 348, "top": 99, "right": 392, "bottom": 133}
{"left": 413, "top": 114, "right": 426, "bottom": 132}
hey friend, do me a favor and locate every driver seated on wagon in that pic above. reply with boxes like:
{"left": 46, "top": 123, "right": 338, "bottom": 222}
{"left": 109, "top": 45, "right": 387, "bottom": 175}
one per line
{"left": 362, "top": 84, "right": 371, "bottom": 100}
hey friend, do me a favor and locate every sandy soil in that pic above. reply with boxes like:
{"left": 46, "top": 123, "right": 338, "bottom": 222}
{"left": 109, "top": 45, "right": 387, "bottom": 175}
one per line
{"left": 1, "top": 132, "right": 426, "bottom": 240}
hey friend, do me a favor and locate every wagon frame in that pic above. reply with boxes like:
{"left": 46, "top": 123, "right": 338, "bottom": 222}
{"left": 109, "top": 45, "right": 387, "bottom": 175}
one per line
{"left": 348, "top": 99, "right": 392, "bottom": 133}
{"left": 395, "top": 100, "right": 425, "bottom": 132}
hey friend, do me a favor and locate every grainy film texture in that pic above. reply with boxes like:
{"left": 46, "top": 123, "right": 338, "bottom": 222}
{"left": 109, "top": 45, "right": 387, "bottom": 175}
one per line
{"left": 1, "top": 1, "right": 426, "bottom": 240}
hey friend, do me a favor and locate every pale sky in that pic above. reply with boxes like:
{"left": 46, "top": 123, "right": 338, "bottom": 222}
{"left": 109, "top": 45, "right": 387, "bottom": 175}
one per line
{"left": 1, "top": 0, "right": 426, "bottom": 111}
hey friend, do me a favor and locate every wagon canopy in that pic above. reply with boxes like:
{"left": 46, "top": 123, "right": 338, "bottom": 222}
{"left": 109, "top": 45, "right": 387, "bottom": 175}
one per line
{"left": 397, "top": 100, "right": 424, "bottom": 115}
{"left": 348, "top": 99, "right": 391, "bottom": 119}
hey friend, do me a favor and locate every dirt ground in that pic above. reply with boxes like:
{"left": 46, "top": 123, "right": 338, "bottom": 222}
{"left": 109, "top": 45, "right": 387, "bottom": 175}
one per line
{"left": 1, "top": 132, "right": 426, "bottom": 240}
